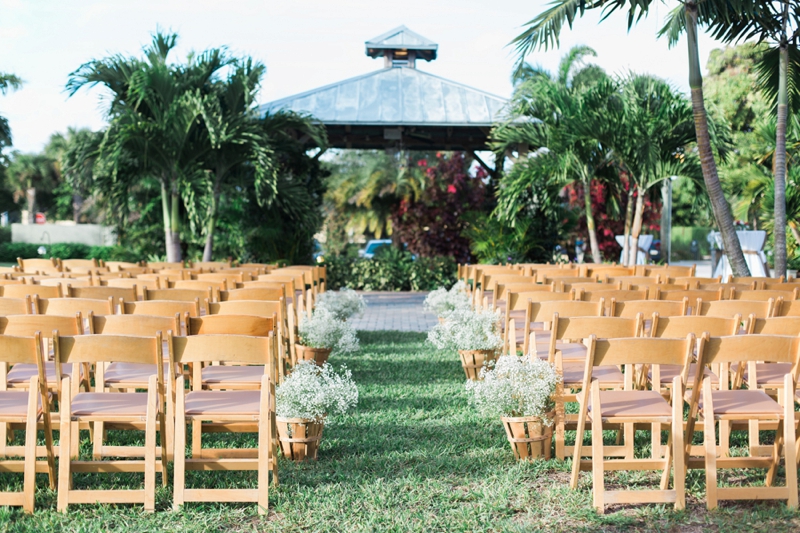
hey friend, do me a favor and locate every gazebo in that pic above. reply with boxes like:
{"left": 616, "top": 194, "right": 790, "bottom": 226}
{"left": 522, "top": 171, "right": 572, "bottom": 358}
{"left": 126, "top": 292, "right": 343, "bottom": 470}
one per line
{"left": 261, "top": 26, "right": 508, "bottom": 174}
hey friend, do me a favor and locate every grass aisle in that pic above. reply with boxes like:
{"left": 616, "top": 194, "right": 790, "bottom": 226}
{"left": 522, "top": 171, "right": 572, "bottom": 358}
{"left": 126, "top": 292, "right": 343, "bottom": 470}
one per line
{"left": 3, "top": 331, "right": 800, "bottom": 531}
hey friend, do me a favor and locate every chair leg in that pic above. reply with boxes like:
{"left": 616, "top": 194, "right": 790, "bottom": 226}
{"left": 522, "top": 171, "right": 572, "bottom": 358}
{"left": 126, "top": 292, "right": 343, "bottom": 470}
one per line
{"left": 704, "top": 414, "right": 718, "bottom": 510}
{"left": 783, "top": 380, "right": 798, "bottom": 508}
{"left": 590, "top": 382, "right": 605, "bottom": 513}
{"left": 192, "top": 419, "right": 202, "bottom": 457}
{"left": 143, "top": 382, "right": 157, "bottom": 512}
{"left": 672, "top": 378, "right": 686, "bottom": 511}
{"left": 570, "top": 394, "right": 589, "bottom": 490}
{"left": 57, "top": 384, "right": 72, "bottom": 513}
{"left": 92, "top": 421, "right": 104, "bottom": 460}
{"left": 257, "top": 390, "right": 270, "bottom": 515}
{"left": 173, "top": 382, "right": 186, "bottom": 511}
{"left": 22, "top": 385, "right": 38, "bottom": 514}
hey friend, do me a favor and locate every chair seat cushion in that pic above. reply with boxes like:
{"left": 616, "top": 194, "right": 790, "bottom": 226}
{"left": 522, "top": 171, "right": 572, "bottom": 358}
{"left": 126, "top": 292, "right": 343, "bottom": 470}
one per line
{"left": 184, "top": 390, "right": 261, "bottom": 416}
{"left": 201, "top": 365, "right": 265, "bottom": 384}
{"left": 562, "top": 364, "right": 624, "bottom": 386}
{"left": 71, "top": 392, "right": 148, "bottom": 417}
{"left": 740, "top": 363, "right": 792, "bottom": 387}
{"left": 585, "top": 390, "right": 671, "bottom": 418}
{"left": 533, "top": 342, "right": 586, "bottom": 360}
{"left": 694, "top": 390, "right": 782, "bottom": 416}
{"left": 650, "top": 363, "right": 718, "bottom": 385}
{"left": 104, "top": 363, "right": 170, "bottom": 384}
{"left": 0, "top": 391, "right": 41, "bottom": 417}
{"left": 8, "top": 362, "right": 79, "bottom": 384}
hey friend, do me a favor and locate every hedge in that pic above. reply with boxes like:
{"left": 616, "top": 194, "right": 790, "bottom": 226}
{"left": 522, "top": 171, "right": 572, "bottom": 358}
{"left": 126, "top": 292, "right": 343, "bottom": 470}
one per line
{"left": 0, "top": 242, "right": 140, "bottom": 264}
{"left": 325, "top": 250, "right": 456, "bottom": 291}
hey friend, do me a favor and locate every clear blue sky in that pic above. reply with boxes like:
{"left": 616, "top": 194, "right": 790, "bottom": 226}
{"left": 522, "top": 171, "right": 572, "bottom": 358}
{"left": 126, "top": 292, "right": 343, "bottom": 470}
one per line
{"left": 0, "top": 0, "right": 731, "bottom": 153}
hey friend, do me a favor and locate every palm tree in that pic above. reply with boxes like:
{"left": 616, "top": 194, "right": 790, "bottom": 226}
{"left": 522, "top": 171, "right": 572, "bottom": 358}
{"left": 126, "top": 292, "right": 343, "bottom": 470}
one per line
{"left": 493, "top": 46, "right": 613, "bottom": 263}
{"left": 0, "top": 73, "right": 23, "bottom": 150}
{"left": 5, "top": 152, "right": 59, "bottom": 223}
{"left": 67, "top": 31, "right": 232, "bottom": 261}
{"left": 512, "top": 0, "right": 752, "bottom": 275}
{"left": 682, "top": 1, "right": 800, "bottom": 277}
{"left": 611, "top": 74, "right": 701, "bottom": 265}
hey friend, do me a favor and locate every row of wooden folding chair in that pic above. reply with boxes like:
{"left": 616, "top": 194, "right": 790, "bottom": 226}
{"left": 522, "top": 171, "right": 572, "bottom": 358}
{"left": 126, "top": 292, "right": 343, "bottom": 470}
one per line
{"left": 0, "top": 319, "right": 278, "bottom": 513}
{"left": 570, "top": 334, "right": 799, "bottom": 513}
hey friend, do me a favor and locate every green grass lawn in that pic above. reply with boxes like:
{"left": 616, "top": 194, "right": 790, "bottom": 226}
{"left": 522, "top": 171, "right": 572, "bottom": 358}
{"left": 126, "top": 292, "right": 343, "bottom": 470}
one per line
{"left": 2, "top": 331, "right": 800, "bottom": 531}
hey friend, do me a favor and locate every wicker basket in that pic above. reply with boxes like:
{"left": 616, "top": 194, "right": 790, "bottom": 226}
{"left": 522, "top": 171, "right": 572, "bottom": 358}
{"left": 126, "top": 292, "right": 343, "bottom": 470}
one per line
{"left": 458, "top": 349, "right": 498, "bottom": 380}
{"left": 294, "top": 344, "right": 332, "bottom": 366}
{"left": 501, "top": 412, "right": 554, "bottom": 460}
{"left": 276, "top": 417, "right": 324, "bottom": 461}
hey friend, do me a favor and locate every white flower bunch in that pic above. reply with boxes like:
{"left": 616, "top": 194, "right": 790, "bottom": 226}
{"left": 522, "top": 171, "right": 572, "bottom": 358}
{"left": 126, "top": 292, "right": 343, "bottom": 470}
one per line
{"left": 423, "top": 281, "right": 471, "bottom": 318}
{"left": 276, "top": 361, "right": 359, "bottom": 422}
{"left": 466, "top": 355, "right": 560, "bottom": 421}
{"left": 316, "top": 288, "right": 367, "bottom": 320}
{"left": 299, "top": 307, "right": 360, "bottom": 353}
{"left": 427, "top": 307, "right": 503, "bottom": 351}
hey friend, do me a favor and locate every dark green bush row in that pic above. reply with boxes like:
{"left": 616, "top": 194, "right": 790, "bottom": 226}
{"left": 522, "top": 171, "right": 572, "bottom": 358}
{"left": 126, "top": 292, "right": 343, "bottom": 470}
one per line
{"left": 0, "top": 242, "right": 140, "bottom": 264}
{"left": 325, "top": 249, "right": 456, "bottom": 291}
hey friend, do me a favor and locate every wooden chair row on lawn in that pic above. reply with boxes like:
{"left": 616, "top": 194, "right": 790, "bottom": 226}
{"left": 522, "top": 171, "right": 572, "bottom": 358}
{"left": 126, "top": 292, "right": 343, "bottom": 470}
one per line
{"left": 0, "top": 315, "right": 280, "bottom": 514}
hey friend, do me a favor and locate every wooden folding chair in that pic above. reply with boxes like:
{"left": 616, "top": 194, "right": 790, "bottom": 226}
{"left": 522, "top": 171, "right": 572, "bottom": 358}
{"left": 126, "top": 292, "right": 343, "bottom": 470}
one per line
{"left": 170, "top": 333, "right": 277, "bottom": 514}
{"left": 190, "top": 261, "right": 231, "bottom": 272}
{"left": 515, "top": 300, "right": 606, "bottom": 359}
{"left": 2, "top": 283, "right": 63, "bottom": 299}
{"left": 88, "top": 313, "right": 179, "bottom": 461}
{"left": 538, "top": 314, "right": 642, "bottom": 460}
{"left": 143, "top": 288, "right": 214, "bottom": 313}
{"left": 0, "top": 333, "right": 55, "bottom": 513}
{"left": 147, "top": 261, "right": 185, "bottom": 271}
{"left": 208, "top": 300, "right": 290, "bottom": 373}
{"left": 170, "top": 279, "right": 227, "bottom": 293}
{"left": 0, "top": 296, "right": 34, "bottom": 315}
{"left": 104, "top": 261, "right": 143, "bottom": 272}
{"left": 123, "top": 299, "right": 200, "bottom": 318}
{"left": 776, "top": 300, "right": 800, "bottom": 317}
{"left": 578, "top": 289, "right": 647, "bottom": 315}
{"left": 697, "top": 299, "right": 776, "bottom": 320}
{"left": 585, "top": 266, "right": 635, "bottom": 279}
{"left": 492, "top": 282, "right": 552, "bottom": 312}
{"left": 503, "top": 291, "right": 573, "bottom": 354}
{"left": 656, "top": 289, "right": 722, "bottom": 314}
{"left": 68, "top": 285, "right": 137, "bottom": 303}
{"left": 686, "top": 335, "right": 800, "bottom": 510}
{"left": 55, "top": 333, "right": 167, "bottom": 512}
{"left": 639, "top": 264, "right": 695, "bottom": 277}
{"left": 571, "top": 335, "right": 694, "bottom": 513}
{"left": 733, "top": 288, "right": 798, "bottom": 302}
{"left": 106, "top": 276, "right": 159, "bottom": 297}
{"left": 35, "top": 296, "right": 115, "bottom": 317}
{"left": 17, "top": 257, "right": 61, "bottom": 274}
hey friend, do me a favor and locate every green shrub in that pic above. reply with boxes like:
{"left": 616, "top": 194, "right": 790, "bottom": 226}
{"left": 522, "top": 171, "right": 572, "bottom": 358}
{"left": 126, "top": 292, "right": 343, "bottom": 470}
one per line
{"left": 325, "top": 249, "right": 457, "bottom": 291}
{"left": 0, "top": 226, "right": 11, "bottom": 245}
{"left": 0, "top": 242, "right": 140, "bottom": 264}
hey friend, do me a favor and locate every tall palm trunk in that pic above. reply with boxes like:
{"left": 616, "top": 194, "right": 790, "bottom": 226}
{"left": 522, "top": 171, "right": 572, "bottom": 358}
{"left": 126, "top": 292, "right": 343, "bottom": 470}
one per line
{"left": 25, "top": 187, "right": 36, "bottom": 224}
{"left": 685, "top": 3, "right": 750, "bottom": 276}
{"left": 622, "top": 185, "right": 634, "bottom": 266}
{"left": 582, "top": 174, "right": 602, "bottom": 263}
{"left": 161, "top": 182, "right": 182, "bottom": 262}
{"left": 629, "top": 188, "right": 645, "bottom": 267}
{"left": 202, "top": 178, "right": 222, "bottom": 262}
{"left": 773, "top": 12, "right": 790, "bottom": 279}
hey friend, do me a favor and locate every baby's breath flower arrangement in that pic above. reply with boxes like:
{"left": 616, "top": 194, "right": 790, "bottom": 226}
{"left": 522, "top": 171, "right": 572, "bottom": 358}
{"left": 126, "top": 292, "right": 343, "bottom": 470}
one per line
{"left": 276, "top": 361, "right": 359, "bottom": 422}
{"left": 423, "top": 281, "right": 471, "bottom": 318}
{"left": 466, "top": 355, "right": 559, "bottom": 421}
{"left": 316, "top": 288, "right": 367, "bottom": 321}
{"left": 427, "top": 307, "right": 502, "bottom": 352}
{"left": 298, "top": 308, "right": 360, "bottom": 354}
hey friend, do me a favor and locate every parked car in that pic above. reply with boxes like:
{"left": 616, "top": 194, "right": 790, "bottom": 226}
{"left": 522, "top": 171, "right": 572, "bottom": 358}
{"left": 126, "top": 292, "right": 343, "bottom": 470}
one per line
{"left": 359, "top": 239, "right": 392, "bottom": 259}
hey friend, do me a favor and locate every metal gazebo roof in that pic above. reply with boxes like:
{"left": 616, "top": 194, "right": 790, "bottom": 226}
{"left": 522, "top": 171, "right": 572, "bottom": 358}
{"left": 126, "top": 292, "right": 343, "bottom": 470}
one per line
{"left": 260, "top": 26, "right": 508, "bottom": 152}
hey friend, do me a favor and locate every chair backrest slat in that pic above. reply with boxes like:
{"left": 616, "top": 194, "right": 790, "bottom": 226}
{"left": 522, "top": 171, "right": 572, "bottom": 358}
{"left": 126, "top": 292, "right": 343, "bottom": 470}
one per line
{"left": 698, "top": 299, "right": 775, "bottom": 319}
{"left": 187, "top": 315, "right": 275, "bottom": 336}
{"left": 170, "top": 334, "right": 272, "bottom": 365}
{"left": 0, "top": 314, "right": 82, "bottom": 337}
{"left": 0, "top": 296, "right": 33, "bottom": 315}
{"left": 703, "top": 335, "right": 800, "bottom": 365}
{"left": 612, "top": 299, "right": 688, "bottom": 318}
{"left": 36, "top": 297, "right": 115, "bottom": 316}
{"left": 752, "top": 317, "right": 800, "bottom": 335}
{"left": 69, "top": 286, "right": 137, "bottom": 302}
{"left": 123, "top": 299, "right": 200, "bottom": 318}
{"left": 650, "top": 314, "right": 740, "bottom": 338}
{"left": 90, "top": 313, "right": 179, "bottom": 335}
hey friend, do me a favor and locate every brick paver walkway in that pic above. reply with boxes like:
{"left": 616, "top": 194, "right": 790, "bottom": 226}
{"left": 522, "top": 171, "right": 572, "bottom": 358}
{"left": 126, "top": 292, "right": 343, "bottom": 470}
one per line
{"left": 349, "top": 292, "right": 437, "bottom": 332}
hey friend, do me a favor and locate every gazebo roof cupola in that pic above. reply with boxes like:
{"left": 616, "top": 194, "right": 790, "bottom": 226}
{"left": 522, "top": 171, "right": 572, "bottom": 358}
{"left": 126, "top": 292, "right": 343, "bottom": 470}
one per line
{"left": 365, "top": 25, "right": 438, "bottom": 69}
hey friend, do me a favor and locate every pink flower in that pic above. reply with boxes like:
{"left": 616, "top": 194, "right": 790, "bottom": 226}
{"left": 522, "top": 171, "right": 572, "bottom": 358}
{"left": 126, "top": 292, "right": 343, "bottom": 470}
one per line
{"left": 447, "top": 184, "right": 457, "bottom": 194}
